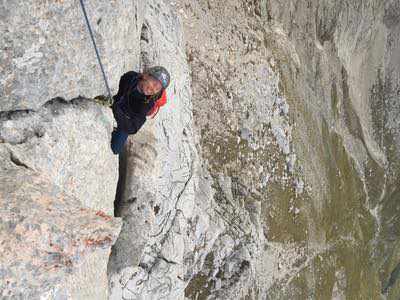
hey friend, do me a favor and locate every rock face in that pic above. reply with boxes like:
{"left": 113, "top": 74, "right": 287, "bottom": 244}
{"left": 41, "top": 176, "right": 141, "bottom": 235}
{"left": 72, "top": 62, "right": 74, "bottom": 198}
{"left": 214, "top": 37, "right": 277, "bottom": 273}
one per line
{"left": 1, "top": 0, "right": 140, "bottom": 297}
{"left": 0, "top": 168, "right": 121, "bottom": 299}
{"left": 1, "top": 0, "right": 400, "bottom": 299}
{"left": 0, "top": 98, "right": 122, "bottom": 299}
{"left": 175, "top": 0, "right": 400, "bottom": 299}
{"left": 106, "top": 1, "right": 223, "bottom": 299}
{"left": 0, "top": 98, "right": 118, "bottom": 214}
{"left": 0, "top": 0, "right": 145, "bottom": 111}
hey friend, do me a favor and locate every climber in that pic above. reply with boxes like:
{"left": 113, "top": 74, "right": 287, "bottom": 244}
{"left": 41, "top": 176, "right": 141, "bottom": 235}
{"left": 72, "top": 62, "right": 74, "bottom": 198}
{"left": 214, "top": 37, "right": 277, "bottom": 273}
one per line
{"left": 110, "top": 66, "right": 170, "bottom": 154}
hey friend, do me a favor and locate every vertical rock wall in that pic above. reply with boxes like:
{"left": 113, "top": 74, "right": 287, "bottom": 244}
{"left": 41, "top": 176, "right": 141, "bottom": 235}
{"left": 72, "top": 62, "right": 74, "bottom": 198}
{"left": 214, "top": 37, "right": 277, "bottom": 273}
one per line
{"left": 0, "top": 168, "right": 121, "bottom": 299}
{"left": 1, "top": 0, "right": 399, "bottom": 299}
{"left": 0, "top": 0, "right": 145, "bottom": 110}
{"left": 176, "top": 0, "right": 400, "bottom": 299}
{"left": 265, "top": 1, "right": 400, "bottom": 298}
{"left": 0, "top": 1, "right": 142, "bottom": 298}
{"left": 0, "top": 99, "right": 122, "bottom": 299}
{"left": 107, "top": 1, "right": 223, "bottom": 299}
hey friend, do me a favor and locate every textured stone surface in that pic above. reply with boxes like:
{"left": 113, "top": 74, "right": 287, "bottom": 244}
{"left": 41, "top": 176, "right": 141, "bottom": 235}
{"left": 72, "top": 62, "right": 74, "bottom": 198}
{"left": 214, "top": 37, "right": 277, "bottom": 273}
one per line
{"left": 176, "top": 0, "right": 400, "bottom": 298}
{"left": 0, "top": 167, "right": 121, "bottom": 299}
{"left": 0, "top": 44, "right": 122, "bottom": 300}
{"left": 2, "top": 0, "right": 400, "bottom": 299}
{"left": 0, "top": 97, "right": 118, "bottom": 214}
{"left": 107, "top": 1, "right": 223, "bottom": 299}
{"left": 0, "top": 0, "right": 145, "bottom": 111}
{"left": 0, "top": 97, "right": 122, "bottom": 299}
{"left": 264, "top": 1, "right": 400, "bottom": 298}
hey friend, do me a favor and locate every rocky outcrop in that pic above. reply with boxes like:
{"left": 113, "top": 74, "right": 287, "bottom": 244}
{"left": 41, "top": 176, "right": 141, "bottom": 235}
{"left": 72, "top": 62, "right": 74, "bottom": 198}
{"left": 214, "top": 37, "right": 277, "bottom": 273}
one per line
{"left": 0, "top": 168, "right": 121, "bottom": 299}
{"left": 0, "top": 98, "right": 118, "bottom": 214}
{"left": 1, "top": 0, "right": 221, "bottom": 299}
{"left": 1, "top": 0, "right": 399, "bottom": 299}
{"left": 1, "top": 0, "right": 144, "bottom": 297}
{"left": 106, "top": 1, "right": 223, "bottom": 299}
{"left": 1, "top": 11, "right": 124, "bottom": 294}
{"left": 0, "top": 0, "right": 145, "bottom": 111}
{"left": 0, "top": 98, "right": 122, "bottom": 299}
{"left": 176, "top": 0, "right": 400, "bottom": 298}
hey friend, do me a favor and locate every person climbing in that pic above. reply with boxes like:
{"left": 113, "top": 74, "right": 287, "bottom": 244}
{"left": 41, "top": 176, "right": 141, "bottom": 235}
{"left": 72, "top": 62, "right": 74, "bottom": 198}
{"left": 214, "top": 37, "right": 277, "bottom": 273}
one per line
{"left": 110, "top": 66, "right": 170, "bottom": 154}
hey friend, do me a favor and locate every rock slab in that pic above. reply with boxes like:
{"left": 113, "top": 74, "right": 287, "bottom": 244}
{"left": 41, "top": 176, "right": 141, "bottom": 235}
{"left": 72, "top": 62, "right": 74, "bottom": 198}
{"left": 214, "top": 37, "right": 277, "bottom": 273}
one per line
{"left": 0, "top": 168, "right": 121, "bottom": 299}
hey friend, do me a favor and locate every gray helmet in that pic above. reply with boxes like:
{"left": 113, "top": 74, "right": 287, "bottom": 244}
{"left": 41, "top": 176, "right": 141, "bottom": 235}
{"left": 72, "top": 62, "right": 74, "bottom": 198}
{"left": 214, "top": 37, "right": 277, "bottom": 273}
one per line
{"left": 146, "top": 66, "right": 170, "bottom": 89}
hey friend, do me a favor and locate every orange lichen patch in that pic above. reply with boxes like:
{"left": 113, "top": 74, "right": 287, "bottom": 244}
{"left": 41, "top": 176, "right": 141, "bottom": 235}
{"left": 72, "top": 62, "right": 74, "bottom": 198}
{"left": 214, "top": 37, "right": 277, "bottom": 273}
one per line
{"left": 95, "top": 210, "right": 112, "bottom": 221}
{"left": 84, "top": 235, "right": 112, "bottom": 247}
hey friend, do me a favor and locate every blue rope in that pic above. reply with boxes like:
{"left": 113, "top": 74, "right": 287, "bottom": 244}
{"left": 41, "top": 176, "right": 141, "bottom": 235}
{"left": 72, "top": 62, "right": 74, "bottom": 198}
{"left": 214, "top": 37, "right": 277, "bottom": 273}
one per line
{"left": 79, "top": 0, "right": 112, "bottom": 99}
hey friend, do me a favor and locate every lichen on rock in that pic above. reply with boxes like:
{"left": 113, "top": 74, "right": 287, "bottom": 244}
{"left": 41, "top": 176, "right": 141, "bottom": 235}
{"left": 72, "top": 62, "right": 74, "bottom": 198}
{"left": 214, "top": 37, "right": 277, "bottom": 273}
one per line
{"left": 0, "top": 167, "right": 121, "bottom": 299}
{"left": 1, "top": 0, "right": 400, "bottom": 299}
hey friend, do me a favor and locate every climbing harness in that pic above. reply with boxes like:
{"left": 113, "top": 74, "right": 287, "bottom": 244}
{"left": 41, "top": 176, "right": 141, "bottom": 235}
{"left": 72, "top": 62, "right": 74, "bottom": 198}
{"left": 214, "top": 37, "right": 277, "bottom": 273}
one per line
{"left": 79, "top": 0, "right": 112, "bottom": 100}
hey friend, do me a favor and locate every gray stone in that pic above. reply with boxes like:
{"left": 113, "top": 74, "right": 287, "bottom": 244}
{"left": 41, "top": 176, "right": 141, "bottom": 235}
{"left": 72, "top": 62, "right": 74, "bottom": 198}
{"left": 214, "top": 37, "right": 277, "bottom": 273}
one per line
{"left": 2, "top": 0, "right": 400, "bottom": 299}
{"left": 0, "top": 97, "right": 118, "bottom": 214}
{"left": 0, "top": 168, "right": 121, "bottom": 298}
{"left": 0, "top": 0, "right": 146, "bottom": 111}
{"left": 107, "top": 1, "right": 222, "bottom": 299}
{"left": 176, "top": 0, "right": 400, "bottom": 298}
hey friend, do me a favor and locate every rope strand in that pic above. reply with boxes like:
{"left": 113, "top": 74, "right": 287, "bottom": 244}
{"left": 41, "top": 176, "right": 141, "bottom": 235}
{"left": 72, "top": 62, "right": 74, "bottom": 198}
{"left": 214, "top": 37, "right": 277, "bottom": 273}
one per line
{"left": 79, "top": 0, "right": 112, "bottom": 99}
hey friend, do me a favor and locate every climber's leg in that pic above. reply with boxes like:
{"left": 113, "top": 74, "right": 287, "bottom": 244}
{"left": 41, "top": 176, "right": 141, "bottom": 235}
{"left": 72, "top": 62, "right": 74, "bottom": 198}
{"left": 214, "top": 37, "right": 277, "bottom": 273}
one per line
{"left": 111, "top": 128, "right": 129, "bottom": 154}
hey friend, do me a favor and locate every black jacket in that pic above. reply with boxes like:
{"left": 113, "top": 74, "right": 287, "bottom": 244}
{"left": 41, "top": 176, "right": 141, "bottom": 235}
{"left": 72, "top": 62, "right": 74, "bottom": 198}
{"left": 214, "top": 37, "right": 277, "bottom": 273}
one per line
{"left": 112, "top": 71, "right": 157, "bottom": 134}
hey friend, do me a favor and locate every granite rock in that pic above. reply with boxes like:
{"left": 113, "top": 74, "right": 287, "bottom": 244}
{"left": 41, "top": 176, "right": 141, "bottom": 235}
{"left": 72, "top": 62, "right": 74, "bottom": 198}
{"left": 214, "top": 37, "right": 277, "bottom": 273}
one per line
{"left": 176, "top": 0, "right": 400, "bottom": 298}
{"left": 2, "top": 0, "right": 400, "bottom": 299}
{"left": 0, "top": 0, "right": 145, "bottom": 111}
{"left": 0, "top": 97, "right": 118, "bottom": 215}
{"left": 0, "top": 167, "right": 121, "bottom": 299}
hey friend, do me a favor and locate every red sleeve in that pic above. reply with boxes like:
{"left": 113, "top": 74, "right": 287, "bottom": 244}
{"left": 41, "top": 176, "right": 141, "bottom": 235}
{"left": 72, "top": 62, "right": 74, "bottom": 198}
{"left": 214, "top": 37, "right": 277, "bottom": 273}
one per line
{"left": 146, "top": 90, "right": 168, "bottom": 118}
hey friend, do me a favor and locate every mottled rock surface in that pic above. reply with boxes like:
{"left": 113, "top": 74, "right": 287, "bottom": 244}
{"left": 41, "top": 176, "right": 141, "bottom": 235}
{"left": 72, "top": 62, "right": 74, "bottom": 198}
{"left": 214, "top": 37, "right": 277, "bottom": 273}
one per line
{"left": 107, "top": 1, "right": 223, "bottom": 299}
{"left": 176, "top": 0, "right": 400, "bottom": 299}
{"left": 0, "top": 97, "right": 122, "bottom": 299}
{"left": 2, "top": 0, "right": 400, "bottom": 299}
{"left": 0, "top": 98, "right": 118, "bottom": 214}
{"left": 0, "top": 0, "right": 145, "bottom": 111}
{"left": 0, "top": 167, "right": 121, "bottom": 299}
{"left": 1, "top": 15, "right": 123, "bottom": 296}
